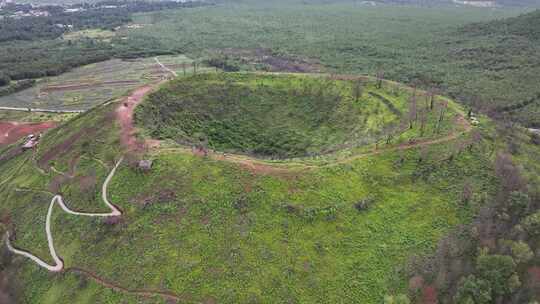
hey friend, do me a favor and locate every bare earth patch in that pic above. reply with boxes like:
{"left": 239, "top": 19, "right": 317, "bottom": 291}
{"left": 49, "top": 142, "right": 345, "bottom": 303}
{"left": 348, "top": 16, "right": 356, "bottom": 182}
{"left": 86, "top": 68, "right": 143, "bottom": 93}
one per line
{"left": 218, "top": 48, "right": 323, "bottom": 73}
{"left": 0, "top": 121, "right": 56, "bottom": 146}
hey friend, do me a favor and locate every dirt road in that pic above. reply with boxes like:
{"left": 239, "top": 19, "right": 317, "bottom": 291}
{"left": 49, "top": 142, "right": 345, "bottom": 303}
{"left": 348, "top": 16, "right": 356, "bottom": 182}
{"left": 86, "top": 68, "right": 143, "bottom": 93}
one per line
{"left": 116, "top": 85, "right": 154, "bottom": 152}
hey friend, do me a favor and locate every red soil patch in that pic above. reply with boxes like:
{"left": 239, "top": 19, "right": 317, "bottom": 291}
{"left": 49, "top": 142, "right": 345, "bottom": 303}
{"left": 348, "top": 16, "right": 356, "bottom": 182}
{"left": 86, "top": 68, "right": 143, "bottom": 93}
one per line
{"left": 116, "top": 85, "right": 154, "bottom": 153}
{"left": 0, "top": 121, "right": 56, "bottom": 146}
{"left": 421, "top": 285, "right": 438, "bottom": 304}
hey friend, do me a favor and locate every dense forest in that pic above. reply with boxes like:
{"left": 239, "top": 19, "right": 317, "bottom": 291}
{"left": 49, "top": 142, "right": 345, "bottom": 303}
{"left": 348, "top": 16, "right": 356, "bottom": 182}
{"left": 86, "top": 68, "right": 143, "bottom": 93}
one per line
{"left": 403, "top": 123, "right": 540, "bottom": 304}
{"left": 0, "top": 0, "right": 206, "bottom": 82}
{"left": 0, "top": 0, "right": 207, "bottom": 43}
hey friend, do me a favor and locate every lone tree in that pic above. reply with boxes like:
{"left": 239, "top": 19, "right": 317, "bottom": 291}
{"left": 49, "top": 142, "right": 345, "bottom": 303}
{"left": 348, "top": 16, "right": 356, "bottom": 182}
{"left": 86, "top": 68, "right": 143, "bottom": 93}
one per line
{"left": 436, "top": 100, "right": 448, "bottom": 133}
{"left": 427, "top": 88, "right": 436, "bottom": 110}
{"left": 376, "top": 70, "right": 384, "bottom": 89}
{"left": 408, "top": 93, "right": 418, "bottom": 129}
{"left": 353, "top": 80, "right": 363, "bottom": 102}
{"left": 419, "top": 109, "right": 427, "bottom": 136}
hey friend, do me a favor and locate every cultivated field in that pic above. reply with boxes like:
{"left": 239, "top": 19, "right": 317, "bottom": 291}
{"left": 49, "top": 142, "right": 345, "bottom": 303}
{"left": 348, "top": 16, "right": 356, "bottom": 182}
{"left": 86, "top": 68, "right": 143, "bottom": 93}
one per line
{"left": 0, "top": 55, "right": 196, "bottom": 111}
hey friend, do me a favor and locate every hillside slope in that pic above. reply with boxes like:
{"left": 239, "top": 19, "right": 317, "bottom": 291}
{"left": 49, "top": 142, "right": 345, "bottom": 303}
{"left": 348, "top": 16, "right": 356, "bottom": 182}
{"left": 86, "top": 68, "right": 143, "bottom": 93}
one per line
{"left": 0, "top": 74, "right": 498, "bottom": 303}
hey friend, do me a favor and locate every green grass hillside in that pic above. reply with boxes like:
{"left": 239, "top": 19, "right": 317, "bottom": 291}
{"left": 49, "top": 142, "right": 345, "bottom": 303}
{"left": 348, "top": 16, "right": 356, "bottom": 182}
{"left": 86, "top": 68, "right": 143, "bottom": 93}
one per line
{"left": 0, "top": 73, "right": 502, "bottom": 303}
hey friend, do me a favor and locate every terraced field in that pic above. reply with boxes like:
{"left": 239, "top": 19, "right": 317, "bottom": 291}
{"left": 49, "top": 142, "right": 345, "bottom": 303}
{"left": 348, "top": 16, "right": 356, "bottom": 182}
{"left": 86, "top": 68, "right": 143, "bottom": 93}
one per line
{"left": 0, "top": 55, "right": 198, "bottom": 112}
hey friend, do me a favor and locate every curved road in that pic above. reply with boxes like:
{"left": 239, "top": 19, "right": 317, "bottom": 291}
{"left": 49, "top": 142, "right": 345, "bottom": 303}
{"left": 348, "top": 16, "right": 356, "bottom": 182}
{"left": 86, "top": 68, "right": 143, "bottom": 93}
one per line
{"left": 4, "top": 157, "right": 123, "bottom": 272}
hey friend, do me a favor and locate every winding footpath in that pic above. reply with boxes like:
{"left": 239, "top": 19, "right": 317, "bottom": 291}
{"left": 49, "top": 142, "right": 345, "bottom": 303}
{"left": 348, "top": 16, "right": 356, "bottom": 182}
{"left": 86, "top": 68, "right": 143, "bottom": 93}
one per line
{"left": 1, "top": 73, "right": 473, "bottom": 301}
{"left": 154, "top": 56, "right": 178, "bottom": 77}
{"left": 4, "top": 157, "right": 123, "bottom": 272}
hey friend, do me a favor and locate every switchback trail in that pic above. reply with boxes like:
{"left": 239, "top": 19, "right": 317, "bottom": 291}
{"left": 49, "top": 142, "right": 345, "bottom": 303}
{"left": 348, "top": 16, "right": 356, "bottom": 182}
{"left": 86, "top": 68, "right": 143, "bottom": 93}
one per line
{"left": 4, "top": 155, "right": 187, "bottom": 302}
{"left": 2, "top": 73, "right": 473, "bottom": 301}
{"left": 4, "top": 157, "right": 123, "bottom": 272}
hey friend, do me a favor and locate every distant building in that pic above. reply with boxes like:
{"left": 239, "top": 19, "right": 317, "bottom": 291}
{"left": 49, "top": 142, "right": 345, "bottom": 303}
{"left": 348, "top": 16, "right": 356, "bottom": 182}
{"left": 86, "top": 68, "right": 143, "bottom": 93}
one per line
{"left": 0, "top": 0, "right": 13, "bottom": 7}
{"left": 452, "top": 0, "right": 497, "bottom": 7}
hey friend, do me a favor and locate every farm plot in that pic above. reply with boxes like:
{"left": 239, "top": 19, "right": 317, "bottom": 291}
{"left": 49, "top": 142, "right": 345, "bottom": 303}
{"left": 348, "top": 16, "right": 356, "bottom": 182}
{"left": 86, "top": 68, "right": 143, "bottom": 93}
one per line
{"left": 0, "top": 55, "right": 196, "bottom": 111}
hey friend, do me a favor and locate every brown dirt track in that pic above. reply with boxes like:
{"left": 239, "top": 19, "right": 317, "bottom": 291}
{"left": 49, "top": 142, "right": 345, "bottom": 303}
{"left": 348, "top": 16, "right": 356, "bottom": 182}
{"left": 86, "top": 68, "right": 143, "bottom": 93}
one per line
{"left": 116, "top": 85, "right": 154, "bottom": 153}
{"left": 0, "top": 121, "right": 56, "bottom": 146}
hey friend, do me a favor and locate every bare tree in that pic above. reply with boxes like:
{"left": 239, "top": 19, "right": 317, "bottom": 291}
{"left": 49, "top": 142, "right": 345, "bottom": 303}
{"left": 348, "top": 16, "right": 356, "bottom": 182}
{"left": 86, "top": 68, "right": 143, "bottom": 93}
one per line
{"left": 470, "top": 129, "right": 482, "bottom": 151}
{"left": 376, "top": 70, "right": 384, "bottom": 89}
{"left": 462, "top": 181, "right": 473, "bottom": 204}
{"left": 409, "top": 93, "right": 418, "bottom": 129}
{"left": 427, "top": 89, "right": 437, "bottom": 110}
{"left": 353, "top": 80, "right": 363, "bottom": 102}
{"left": 419, "top": 109, "right": 427, "bottom": 136}
{"left": 436, "top": 100, "right": 448, "bottom": 133}
{"left": 494, "top": 152, "right": 525, "bottom": 193}
{"left": 418, "top": 145, "right": 428, "bottom": 163}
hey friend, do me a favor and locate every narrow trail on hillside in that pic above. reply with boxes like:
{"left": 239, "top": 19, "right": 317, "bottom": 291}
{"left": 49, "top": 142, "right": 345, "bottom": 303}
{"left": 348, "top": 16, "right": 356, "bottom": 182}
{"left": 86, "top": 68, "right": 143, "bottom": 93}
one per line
{"left": 157, "top": 115, "right": 472, "bottom": 175}
{"left": 5, "top": 155, "right": 187, "bottom": 300}
{"left": 154, "top": 57, "right": 178, "bottom": 77}
{"left": 64, "top": 267, "right": 184, "bottom": 302}
{"left": 116, "top": 85, "right": 154, "bottom": 152}
{"left": 4, "top": 157, "right": 123, "bottom": 272}
{"left": 2, "top": 73, "right": 473, "bottom": 302}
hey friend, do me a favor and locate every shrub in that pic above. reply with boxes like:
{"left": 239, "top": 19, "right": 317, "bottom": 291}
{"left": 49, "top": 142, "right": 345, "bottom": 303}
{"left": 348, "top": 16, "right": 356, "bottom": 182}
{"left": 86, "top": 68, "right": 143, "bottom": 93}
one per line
{"left": 508, "top": 191, "right": 530, "bottom": 215}
{"left": 103, "top": 216, "right": 122, "bottom": 226}
{"left": 355, "top": 197, "right": 375, "bottom": 211}
{"left": 522, "top": 211, "right": 540, "bottom": 236}
{"left": 454, "top": 275, "right": 492, "bottom": 304}
{"left": 531, "top": 133, "right": 540, "bottom": 146}
{"left": 0, "top": 73, "right": 9, "bottom": 87}
{"left": 476, "top": 254, "right": 518, "bottom": 297}
{"left": 510, "top": 241, "right": 533, "bottom": 264}
{"left": 383, "top": 294, "right": 410, "bottom": 304}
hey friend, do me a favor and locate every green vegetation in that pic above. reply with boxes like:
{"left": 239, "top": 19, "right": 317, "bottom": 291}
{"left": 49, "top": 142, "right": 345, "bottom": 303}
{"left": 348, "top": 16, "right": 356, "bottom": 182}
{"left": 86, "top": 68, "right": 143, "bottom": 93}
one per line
{"left": 0, "top": 79, "right": 35, "bottom": 97}
{"left": 403, "top": 119, "right": 540, "bottom": 303}
{"left": 1, "top": 1, "right": 540, "bottom": 303}
{"left": 0, "top": 1, "right": 205, "bottom": 43}
{"left": 0, "top": 74, "right": 497, "bottom": 303}
{"left": 0, "top": 109, "right": 75, "bottom": 123}
{"left": 137, "top": 73, "right": 457, "bottom": 158}
{"left": 124, "top": 3, "right": 540, "bottom": 126}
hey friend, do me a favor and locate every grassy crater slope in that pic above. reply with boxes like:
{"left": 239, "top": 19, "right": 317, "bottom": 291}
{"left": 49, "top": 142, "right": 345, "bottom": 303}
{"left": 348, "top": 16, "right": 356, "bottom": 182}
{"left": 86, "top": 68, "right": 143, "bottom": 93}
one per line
{"left": 136, "top": 73, "right": 454, "bottom": 159}
{"left": 0, "top": 76, "right": 495, "bottom": 303}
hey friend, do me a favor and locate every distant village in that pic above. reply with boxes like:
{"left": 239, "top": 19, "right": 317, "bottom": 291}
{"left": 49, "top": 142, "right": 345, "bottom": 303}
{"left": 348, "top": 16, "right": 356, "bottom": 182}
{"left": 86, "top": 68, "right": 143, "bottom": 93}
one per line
{"left": 0, "top": 0, "right": 197, "bottom": 19}
{"left": 0, "top": 0, "right": 117, "bottom": 18}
